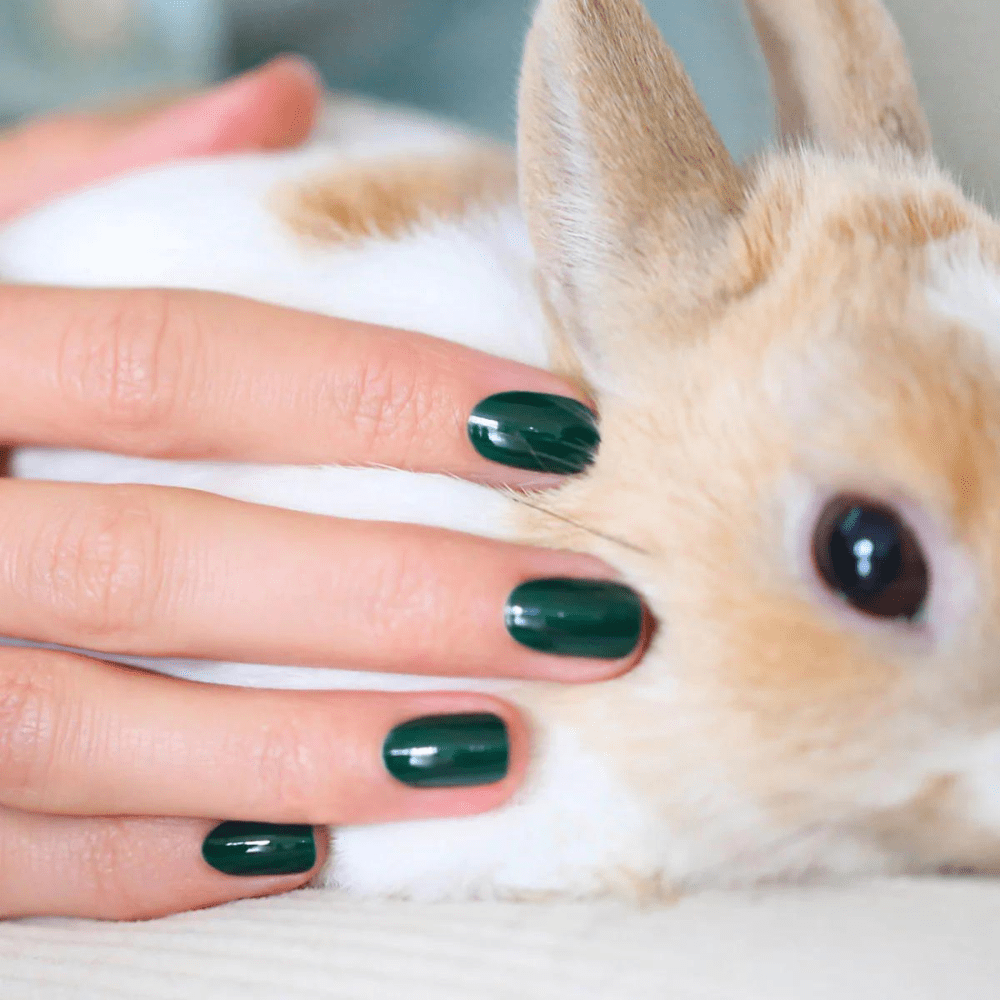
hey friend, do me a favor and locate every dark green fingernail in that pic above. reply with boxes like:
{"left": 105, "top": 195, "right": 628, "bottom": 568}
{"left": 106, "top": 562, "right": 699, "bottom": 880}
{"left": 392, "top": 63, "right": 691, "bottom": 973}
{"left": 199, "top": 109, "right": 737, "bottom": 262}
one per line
{"left": 468, "top": 391, "right": 600, "bottom": 474}
{"left": 505, "top": 579, "right": 644, "bottom": 659}
{"left": 384, "top": 713, "right": 510, "bottom": 788}
{"left": 202, "top": 822, "right": 316, "bottom": 877}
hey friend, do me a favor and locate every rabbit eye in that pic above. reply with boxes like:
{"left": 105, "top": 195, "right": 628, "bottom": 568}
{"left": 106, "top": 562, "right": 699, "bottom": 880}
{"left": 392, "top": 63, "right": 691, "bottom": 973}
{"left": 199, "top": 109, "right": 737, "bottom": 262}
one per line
{"left": 812, "top": 496, "right": 929, "bottom": 621}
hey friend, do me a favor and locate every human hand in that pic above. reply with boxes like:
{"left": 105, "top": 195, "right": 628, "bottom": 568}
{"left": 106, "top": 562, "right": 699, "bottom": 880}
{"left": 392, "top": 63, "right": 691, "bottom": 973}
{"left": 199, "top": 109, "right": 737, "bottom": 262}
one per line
{"left": 0, "top": 54, "right": 321, "bottom": 223}
{"left": 0, "top": 75, "right": 646, "bottom": 920}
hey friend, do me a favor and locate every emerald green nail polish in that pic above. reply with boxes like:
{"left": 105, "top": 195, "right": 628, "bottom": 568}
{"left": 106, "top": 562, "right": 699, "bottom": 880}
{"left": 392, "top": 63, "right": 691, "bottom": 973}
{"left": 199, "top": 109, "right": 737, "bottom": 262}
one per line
{"left": 468, "top": 392, "right": 600, "bottom": 474}
{"left": 505, "top": 579, "right": 644, "bottom": 659}
{"left": 383, "top": 714, "right": 510, "bottom": 788}
{"left": 202, "top": 822, "right": 316, "bottom": 877}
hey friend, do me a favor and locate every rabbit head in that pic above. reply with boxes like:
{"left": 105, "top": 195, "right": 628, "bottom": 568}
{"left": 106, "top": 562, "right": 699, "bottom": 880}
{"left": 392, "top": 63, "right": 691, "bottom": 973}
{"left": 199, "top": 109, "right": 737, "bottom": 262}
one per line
{"left": 515, "top": 0, "right": 1000, "bottom": 884}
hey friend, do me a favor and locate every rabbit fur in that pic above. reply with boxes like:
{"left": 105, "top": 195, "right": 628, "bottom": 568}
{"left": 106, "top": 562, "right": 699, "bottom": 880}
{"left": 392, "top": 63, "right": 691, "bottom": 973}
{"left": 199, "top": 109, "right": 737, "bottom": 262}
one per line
{"left": 2, "top": 0, "right": 1000, "bottom": 901}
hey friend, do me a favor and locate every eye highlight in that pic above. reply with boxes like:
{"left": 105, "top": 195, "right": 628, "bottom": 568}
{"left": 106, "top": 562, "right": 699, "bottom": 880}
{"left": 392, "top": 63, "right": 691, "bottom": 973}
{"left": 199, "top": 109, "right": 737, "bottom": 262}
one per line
{"left": 812, "top": 495, "right": 929, "bottom": 621}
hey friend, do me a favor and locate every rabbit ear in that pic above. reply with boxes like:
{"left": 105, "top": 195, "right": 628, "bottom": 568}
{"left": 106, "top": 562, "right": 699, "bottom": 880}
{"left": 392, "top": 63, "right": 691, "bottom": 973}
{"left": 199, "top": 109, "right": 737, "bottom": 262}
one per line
{"left": 746, "top": 0, "right": 931, "bottom": 155}
{"left": 518, "top": 0, "right": 745, "bottom": 381}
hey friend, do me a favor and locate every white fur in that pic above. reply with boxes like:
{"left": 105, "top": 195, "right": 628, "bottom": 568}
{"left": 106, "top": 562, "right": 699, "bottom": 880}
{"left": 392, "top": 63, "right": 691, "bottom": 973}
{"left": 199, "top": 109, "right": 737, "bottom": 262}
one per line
{"left": 0, "top": 164, "right": 545, "bottom": 369}
{"left": 924, "top": 236, "right": 1000, "bottom": 352}
{"left": 333, "top": 723, "right": 651, "bottom": 900}
{"left": 962, "top": 733, "right": 1000, "bottom": 832}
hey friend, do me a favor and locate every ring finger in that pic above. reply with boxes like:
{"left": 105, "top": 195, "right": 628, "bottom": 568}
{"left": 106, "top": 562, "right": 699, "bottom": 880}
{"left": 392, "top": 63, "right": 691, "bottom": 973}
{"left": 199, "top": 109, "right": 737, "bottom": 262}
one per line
{"left": 0, "top": 480, "right": 646, "bottom": 682}
{"left": 0, "top": 647, "right": 527, "bottom": 821}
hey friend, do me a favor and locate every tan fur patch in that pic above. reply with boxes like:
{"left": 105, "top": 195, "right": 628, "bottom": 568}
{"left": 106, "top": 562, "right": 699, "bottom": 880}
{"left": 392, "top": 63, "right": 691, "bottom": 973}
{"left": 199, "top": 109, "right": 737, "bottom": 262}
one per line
{"left": 728, "top": 163, "right": 806, "bottom": 297}
{"left": 277, "top": 148, "right": 517, "bottom": 245}
{"left": 512, "top": 124, "right": 1000, "bottom": 868}
{"left": 825, "top": 191, "right": 970, "bottom": 247}
{"left": 518, "top": 0, "right": 746, "bottom": 336}
{"left": 729, "top": 155, "right": 976, "bottom": 299}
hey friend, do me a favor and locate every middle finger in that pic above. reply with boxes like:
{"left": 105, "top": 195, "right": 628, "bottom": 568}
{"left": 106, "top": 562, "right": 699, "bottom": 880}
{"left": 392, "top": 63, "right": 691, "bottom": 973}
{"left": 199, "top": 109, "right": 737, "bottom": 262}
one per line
{"left": 0, "top": 480, "right": 645, "bottom": 681}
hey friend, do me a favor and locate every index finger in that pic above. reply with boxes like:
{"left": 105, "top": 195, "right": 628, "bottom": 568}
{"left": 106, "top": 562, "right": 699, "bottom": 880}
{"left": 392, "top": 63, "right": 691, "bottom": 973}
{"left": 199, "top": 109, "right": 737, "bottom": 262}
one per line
{"left": 0, "top": 285, "right": 595, "bottom": 486}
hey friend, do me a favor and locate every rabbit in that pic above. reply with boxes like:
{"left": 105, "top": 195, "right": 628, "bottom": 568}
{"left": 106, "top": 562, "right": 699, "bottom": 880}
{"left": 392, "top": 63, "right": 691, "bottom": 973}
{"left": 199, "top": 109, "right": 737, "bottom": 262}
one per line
{"left": 2, "top": 0, "right": 1000, "bottom": 902}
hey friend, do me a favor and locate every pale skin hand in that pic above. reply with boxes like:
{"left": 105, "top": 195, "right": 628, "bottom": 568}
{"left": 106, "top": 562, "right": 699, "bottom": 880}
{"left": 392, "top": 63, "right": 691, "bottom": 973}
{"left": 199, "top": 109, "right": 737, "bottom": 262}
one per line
{"left": 0, "top": 59, "right": 644, "bottom": 920}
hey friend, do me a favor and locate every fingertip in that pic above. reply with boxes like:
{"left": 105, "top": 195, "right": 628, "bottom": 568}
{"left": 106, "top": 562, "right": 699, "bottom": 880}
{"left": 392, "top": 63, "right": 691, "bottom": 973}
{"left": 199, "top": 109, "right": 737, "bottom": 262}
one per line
{"left": 545, "top": 601, "right": 657, "bottom": 685}
{"left": 161, "top": 820, "right": 331, "bottom": 916}
{"left": 180, "top": 822, "right": 328, "bottom": 917}
{"left": 118, "top": 55, "right": 322, "bottom": 165}
{"left": 201, "top": 821, "right": 324, "bottom": 880}
{"left": 370, "top": 694, "right": 532, "bottom": 823}
{"left": 212, "top": 54, "right": 324, "bottom": 152}
{"left": 259, "top": 53, "right": 325, "bottom": 98}
{"left": 159, "top": 822, "right": 329, "bottom": 918}
{"left": 0, "top": 812, "right": 327, "bottom": 920}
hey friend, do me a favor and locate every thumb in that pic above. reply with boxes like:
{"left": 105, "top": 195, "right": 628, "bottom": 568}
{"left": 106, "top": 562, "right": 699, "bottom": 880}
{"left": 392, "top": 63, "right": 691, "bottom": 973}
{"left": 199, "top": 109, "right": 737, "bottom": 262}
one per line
{"left": 0, "top": 56, "right": 323, "bottom": 221}
{"left": 104, "top": 55, "right": 324, "bottom": 166}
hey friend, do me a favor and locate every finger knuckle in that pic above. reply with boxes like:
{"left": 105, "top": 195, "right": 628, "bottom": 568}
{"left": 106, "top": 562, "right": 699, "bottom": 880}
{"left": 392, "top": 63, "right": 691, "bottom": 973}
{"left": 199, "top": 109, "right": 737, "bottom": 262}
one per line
{"left": 25, "top": 488, "right": 164, "bottom": 645}
{"left": 78, "top": 820, "right": 149, "bottom": 919}
{"left": 0, "top": 654, "right": 60, "bottom": 799}
{"left": 365, "top": 543, "right": 445, "bottom": 651}
{"left": 58, "top": 289, "right": 192, "bottom": 446}
{"left": 248, "top": 715, "right": 318, "bottom": 822}
{"left": 343, "top": 352, "right": 445, "bottom": 460}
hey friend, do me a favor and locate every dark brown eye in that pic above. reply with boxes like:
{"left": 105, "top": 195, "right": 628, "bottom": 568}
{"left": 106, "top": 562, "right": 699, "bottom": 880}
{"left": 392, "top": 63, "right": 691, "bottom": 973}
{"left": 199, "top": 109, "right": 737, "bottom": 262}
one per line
{"left": 812, "top": 495, "right": 929, "bottom": 621}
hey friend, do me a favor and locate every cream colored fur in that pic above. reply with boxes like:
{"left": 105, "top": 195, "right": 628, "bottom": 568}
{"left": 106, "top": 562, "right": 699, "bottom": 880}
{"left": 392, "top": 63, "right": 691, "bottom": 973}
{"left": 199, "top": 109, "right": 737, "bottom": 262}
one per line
{"left": 2, "top": 0, "right": 1000, "bottom": 899}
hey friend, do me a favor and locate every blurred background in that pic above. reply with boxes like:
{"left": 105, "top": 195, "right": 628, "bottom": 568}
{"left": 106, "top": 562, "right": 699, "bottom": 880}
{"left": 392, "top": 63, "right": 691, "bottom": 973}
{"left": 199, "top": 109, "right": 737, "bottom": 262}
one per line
{"left": 0, "top": 0, "right": 773, "bottom": 160}
{"left": 0, "top": 0, "right": 996, "bottom": 203}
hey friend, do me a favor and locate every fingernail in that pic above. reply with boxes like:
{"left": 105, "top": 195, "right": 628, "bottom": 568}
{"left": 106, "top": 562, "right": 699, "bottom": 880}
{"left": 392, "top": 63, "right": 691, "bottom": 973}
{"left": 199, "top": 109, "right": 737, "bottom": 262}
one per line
{"left": 383, "top": 714, "right": 510, "bottom": 788}
{"left": 505, "top": 579, "right": 644, "bottom": 659}
{"left": 202, "top": 822, "right": 316, "bottom": 877}
{"left": 468, "top": 392, "right": 599, "bottom": 474}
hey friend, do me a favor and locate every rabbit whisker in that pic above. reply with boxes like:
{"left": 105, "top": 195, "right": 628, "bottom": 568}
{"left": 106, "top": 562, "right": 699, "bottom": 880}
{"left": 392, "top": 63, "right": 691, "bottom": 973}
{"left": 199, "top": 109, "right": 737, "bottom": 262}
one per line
{"left": 355, "top": 464, "right": 648, "bottom": 554}
{"left": 505, "top": 491, "right": 650, "bottom": 555}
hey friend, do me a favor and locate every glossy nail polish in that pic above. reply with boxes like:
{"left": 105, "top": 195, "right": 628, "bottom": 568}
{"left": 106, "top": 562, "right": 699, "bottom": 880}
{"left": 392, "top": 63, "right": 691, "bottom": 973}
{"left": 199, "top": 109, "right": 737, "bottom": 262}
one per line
{"left": 468, "top": 392, "right": 600, "bottom": 474}
{"left": 202, "top": 822, "right": 316, "bottom": 877}
{"left": 505, "top": 579, "right": 644, "bottom": 659}
{"left": 383, "top": 713, "right": 510, "bottom": 788}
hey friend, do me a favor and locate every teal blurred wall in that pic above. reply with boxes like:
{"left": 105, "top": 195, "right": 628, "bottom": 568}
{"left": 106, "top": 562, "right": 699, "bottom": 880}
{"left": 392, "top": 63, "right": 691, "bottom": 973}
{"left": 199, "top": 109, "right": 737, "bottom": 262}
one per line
{"left": 0, "top": 0, "right": 774, "bottom": 161}
{"left": 0, "top": 0, "right": 224, "bottom": 125}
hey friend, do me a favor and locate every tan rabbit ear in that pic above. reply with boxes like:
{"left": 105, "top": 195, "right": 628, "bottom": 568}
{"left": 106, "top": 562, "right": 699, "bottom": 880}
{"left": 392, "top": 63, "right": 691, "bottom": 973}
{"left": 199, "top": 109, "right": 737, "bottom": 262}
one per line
{"left": 518, "top": 0, "right": 745, "bottom": 378}
{"left": 746, "top": 0, "right": 931, "bottom": 155}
